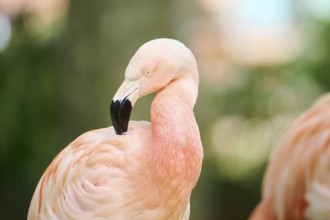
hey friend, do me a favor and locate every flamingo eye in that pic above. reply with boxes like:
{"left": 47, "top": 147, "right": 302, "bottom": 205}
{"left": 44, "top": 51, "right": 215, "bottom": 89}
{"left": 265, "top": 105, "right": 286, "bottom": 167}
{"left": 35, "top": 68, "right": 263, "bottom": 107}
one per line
{"left": 144, "top": 69, "right": 152, "bottom": 77}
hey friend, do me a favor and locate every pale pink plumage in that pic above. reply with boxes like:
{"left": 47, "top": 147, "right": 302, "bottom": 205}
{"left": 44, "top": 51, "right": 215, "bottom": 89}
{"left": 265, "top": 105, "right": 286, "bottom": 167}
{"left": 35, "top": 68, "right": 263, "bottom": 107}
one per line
{"left": 28, "top": 39, "right": 203, "bottom": 220}
{"left": 250, "top": 94, "right": 330, "bottom": 220}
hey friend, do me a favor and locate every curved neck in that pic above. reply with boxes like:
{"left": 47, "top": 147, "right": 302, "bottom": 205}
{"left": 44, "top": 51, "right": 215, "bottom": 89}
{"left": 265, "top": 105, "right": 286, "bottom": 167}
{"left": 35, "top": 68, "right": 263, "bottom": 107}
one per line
{"left": 151, "top": 75, "right": 199, "bottom": 142}
{"left": 147, "top": 73, "right": 203, "bottom": 218}
{"left": 150, "top": 76, "right": 202, "bottom": 184}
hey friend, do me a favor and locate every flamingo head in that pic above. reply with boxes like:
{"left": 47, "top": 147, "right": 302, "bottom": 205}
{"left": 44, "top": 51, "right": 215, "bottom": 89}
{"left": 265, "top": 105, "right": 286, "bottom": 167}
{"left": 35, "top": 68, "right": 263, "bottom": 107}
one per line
{"left": 110, "top": 38, "right": 198, "bottom": 135}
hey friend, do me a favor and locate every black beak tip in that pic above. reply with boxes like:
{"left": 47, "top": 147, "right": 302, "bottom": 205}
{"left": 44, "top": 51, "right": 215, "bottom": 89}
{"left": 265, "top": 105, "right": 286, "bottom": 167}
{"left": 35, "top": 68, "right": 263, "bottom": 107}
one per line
{"left": 110, "top": 98, "right": 132, "bottom": 135}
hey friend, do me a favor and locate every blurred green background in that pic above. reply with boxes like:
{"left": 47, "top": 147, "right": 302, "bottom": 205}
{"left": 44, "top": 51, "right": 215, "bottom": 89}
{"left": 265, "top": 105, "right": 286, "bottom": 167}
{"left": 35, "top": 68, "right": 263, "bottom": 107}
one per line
{"left": 1, "top": 0, "right": 330, "bottom": 219}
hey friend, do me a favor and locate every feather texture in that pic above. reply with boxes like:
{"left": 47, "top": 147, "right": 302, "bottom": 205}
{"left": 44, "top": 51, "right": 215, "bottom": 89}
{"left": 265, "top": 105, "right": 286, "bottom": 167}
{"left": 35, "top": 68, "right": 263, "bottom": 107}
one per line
{"left": 250, "top": 94, "right": 330, "bottom": 220}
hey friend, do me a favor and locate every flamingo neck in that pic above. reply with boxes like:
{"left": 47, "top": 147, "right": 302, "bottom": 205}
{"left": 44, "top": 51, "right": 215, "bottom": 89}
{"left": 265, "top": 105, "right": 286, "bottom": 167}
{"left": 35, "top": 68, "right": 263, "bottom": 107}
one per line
{"left": 150, "top": 77, "right": 202, "bottom": 190}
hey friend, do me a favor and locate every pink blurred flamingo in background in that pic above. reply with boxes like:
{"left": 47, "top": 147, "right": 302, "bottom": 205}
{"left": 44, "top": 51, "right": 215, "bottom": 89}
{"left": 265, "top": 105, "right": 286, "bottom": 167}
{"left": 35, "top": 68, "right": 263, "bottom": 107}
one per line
{"left": 250, "top": 94, "right": 330, "bottom": 220}
{"left": 28, "top": 38, "right": 203, "bottom": 220}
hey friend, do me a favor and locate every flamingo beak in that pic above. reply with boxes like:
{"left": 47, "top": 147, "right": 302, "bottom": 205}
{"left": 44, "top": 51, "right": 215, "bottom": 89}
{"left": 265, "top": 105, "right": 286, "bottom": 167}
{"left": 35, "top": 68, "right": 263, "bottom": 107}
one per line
{"left": 110, "top": 80, "right": 140, "bottom": 135}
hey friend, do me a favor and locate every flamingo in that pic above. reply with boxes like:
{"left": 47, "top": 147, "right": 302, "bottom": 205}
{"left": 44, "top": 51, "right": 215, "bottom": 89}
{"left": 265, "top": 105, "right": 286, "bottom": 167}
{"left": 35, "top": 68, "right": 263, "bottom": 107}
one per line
{"left": 27, "top": 38, "right": 203, "bottom": 220}
{"left": 250, "top": 94, "right": 330, "bottom": 220}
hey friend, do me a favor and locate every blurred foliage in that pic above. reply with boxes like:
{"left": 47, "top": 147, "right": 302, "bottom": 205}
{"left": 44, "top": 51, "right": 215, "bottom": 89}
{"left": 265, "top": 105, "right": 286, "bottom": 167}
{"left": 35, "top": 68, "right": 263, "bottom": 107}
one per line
{"left": 303, "top": 22, "right": 330, "bottom": 91}
{"left": 1, "top": 1, "right": 330, "bottom": 220}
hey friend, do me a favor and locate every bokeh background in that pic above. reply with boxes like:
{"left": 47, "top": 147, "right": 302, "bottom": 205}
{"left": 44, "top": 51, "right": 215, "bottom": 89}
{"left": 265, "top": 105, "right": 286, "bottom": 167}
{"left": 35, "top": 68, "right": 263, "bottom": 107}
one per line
{"left": 1, "top": 0, "right": 330, "bottom": 219}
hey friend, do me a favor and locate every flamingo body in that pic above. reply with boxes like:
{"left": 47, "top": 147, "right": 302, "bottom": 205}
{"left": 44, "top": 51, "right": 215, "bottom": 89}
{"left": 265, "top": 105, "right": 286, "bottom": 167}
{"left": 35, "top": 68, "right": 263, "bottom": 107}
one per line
{"left": 28, "top": 39, "right": 203, "bottom": 220}
{"left": 250, "top": 94, "right": 330, "bottom": 220}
